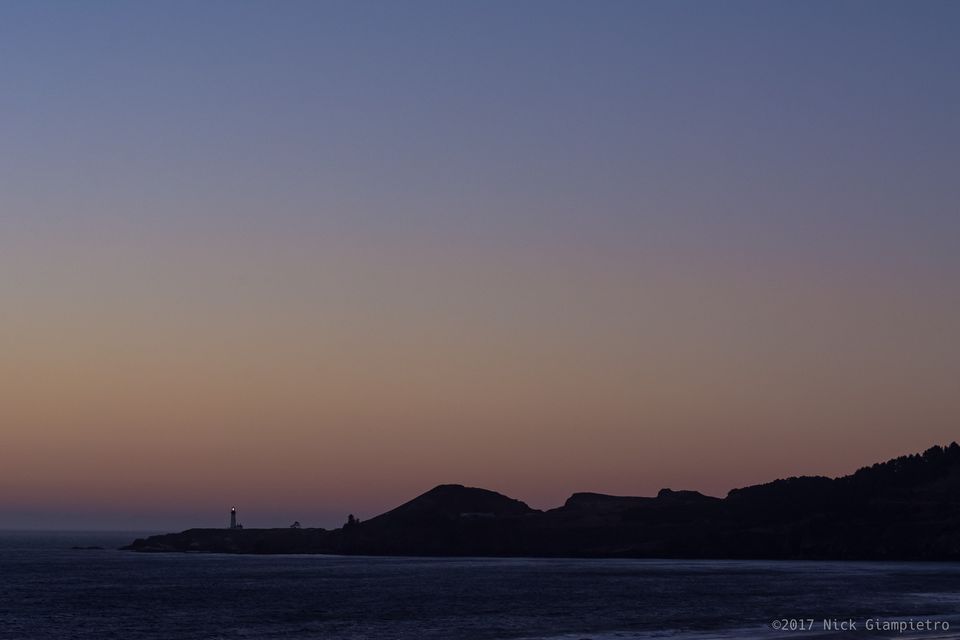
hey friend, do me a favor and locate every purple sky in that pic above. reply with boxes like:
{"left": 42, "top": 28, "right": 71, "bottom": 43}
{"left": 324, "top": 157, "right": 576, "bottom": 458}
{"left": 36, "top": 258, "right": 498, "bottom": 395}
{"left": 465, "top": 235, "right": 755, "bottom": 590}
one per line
{"left": 1, "top": 1, "right": 958, "bottom": 530}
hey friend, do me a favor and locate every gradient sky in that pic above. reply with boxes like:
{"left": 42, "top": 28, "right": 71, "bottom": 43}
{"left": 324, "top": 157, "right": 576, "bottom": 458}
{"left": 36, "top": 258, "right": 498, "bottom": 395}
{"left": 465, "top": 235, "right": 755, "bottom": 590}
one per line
{"left": 1, "top": 1, "right": 958, "bottom": 530}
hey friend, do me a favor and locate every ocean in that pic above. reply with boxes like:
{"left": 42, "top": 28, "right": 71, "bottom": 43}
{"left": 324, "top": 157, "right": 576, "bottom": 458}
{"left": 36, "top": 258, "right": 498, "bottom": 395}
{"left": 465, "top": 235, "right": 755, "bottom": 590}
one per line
{"left": 2, "top": 531, "right": 959, "bottom": 639}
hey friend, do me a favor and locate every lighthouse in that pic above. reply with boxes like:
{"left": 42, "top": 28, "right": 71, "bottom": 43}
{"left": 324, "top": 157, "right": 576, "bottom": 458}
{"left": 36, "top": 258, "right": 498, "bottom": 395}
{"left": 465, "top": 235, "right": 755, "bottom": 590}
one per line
{"left": 230, "top": 506, "right": 237, "bottom": 529}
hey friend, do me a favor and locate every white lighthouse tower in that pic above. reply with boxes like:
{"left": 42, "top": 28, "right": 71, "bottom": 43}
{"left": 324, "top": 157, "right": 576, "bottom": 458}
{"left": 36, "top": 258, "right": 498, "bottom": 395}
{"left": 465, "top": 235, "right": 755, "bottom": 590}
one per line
{"left": 230, "top": 506, "right": 238, "bottom": 529}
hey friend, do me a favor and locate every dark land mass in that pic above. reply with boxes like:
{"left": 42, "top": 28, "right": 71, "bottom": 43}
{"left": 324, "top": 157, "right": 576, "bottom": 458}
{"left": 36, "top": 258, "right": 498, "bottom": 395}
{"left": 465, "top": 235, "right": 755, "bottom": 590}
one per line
{"left": 126, "top": 443, "right": 960, "bottom": 559}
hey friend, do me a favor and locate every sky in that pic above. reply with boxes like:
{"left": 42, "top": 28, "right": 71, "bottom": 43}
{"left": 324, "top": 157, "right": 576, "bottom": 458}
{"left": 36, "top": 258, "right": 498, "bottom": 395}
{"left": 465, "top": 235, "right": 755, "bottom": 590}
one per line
{"left": 1, "top": 1, "right": 958, "bottom": 530}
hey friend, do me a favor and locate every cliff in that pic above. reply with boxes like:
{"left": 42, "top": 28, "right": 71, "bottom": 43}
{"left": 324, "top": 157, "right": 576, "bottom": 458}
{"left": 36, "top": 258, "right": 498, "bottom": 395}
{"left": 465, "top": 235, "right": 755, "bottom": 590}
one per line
{"left": 125, "top": 443, "right": 960, "bottom": 559}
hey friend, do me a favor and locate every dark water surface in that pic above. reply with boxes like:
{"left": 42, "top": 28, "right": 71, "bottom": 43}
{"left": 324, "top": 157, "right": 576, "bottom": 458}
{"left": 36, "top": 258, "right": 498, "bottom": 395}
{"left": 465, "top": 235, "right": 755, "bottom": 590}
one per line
{"left": 2, "top": 531, "right": 959, "bottom": 639}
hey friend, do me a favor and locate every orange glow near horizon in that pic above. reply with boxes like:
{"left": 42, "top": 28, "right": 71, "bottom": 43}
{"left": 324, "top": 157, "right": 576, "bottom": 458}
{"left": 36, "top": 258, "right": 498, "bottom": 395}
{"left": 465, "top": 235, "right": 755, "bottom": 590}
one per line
{"left": 2, "top": 2, "right": 959, "bottom": 530}
{"left": 2, "top": 222, "right": 958, "bottom": 528}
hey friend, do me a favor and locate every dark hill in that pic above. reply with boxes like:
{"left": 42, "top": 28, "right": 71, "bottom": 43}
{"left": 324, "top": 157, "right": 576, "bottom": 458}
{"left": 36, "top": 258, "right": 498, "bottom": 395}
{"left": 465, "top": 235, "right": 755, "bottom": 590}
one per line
{"left": 562, "top": 492, "right": 652, "bottom": 511}
{"left": 126, "top": 443, "right": 960, "bottom": 560}
{"left": 367, "top": 484, "right": 536, "bottom": 526}
{"left": 327, "top": 485, "right": 538, "bottom": 556}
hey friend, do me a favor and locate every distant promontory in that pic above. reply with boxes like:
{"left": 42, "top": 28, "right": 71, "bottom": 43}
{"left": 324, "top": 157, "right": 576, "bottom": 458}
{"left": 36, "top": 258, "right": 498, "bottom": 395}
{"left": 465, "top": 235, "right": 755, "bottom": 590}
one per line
{"left": 125, "top": 443, "right": 960, "bottom": 560}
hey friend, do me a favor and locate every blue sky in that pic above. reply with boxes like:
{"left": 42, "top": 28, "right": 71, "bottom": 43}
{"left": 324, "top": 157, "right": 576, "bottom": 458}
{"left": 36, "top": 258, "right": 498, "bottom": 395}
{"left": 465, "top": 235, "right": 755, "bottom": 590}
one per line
{"left": 1, "top": 1, "right": 958, "bottom": 529}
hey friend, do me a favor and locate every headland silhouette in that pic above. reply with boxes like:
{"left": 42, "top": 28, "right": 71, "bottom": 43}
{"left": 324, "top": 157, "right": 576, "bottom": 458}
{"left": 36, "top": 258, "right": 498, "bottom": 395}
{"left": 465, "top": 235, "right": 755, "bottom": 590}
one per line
{"left": 126, "top": 443, "right": 960, "bottom": 560}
